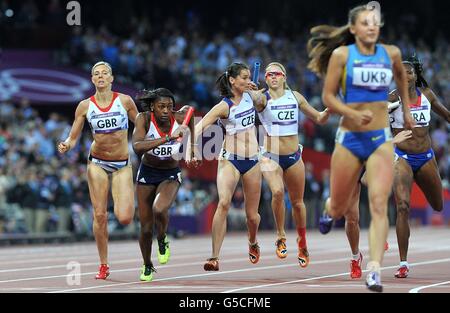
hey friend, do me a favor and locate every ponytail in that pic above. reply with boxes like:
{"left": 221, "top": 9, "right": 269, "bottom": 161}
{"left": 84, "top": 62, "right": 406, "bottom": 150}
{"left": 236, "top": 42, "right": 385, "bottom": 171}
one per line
{"left": 307, "top": 25, "right": 354, "bottom": 77}
{"left": 307, "top": 4, "right": 375, "bottom": 77}
{"left": 216, "top": 62, "right": 249, "bottom": 98}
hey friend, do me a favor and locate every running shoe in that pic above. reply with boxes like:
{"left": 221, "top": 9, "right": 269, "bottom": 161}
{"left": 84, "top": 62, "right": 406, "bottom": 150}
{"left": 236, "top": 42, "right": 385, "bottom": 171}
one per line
{"left": 140, "top": 264, "right": 157, "bottom": 282}
{"left": 204, "top": 258, "right": 219, "bottom": 271}
{"left": 249, "top": 242, "right": 260, "bottom": 264}
{"left": 350, "top": 252, "right": 363, "bottom": 279}
{"left": 319, "top": 212, "right": 333, "bottom": 234}
{"left": 366, "top": 271, "right": 383, "bottom": 292}
{"left": 297, "top": 247, "right": 310, "bottom": 268}
{"left": 275, "top": 238, "right": 287, "bottom": 259}
{"left": 384, "top": 241, "right": 389, "bottom": 251}
{"left": 394, "top": 265, "right": 409, "bottom": 278}
{"left": 95, "top": 264, "right": 110, "bottom": 280}
{"left": 157, "top": 235, "right": 170, "bottom": 265}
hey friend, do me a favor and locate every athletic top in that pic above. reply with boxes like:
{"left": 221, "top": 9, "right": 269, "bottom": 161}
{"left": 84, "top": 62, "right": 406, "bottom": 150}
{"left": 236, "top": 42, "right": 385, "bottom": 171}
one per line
{"left": 145, "top": 113, "right": 181, "bottom": 159}
{"left": 341, "top": 44, "right": 393, "bottom": 104}
{"left": 258, "top": 90, "right": 299, "bottom": 136}
{"left": 390, "top": 88, "right": 432, "bottom": 128}
{"left": 219, "top": 92, "right": 256, "bottom": 135}
{"left": 87, "top": 92, "right": 129, "bottom": 134}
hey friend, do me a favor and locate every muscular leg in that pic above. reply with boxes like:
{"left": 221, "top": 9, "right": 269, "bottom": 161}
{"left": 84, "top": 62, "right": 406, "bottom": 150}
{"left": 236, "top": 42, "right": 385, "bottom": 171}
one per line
{"left": 393, "top": 158, "right": 413, "bottom": 262}
{"left": 284, "top": 159, "right": 311, "bottom": 267}
{"left": 87, "top": 163, "right": 110, "bottom": 265}
{"left": 283, "top": 160, "right": 307, "bottom": 240}
{"left": 137, "top": 184, "right": 157, "bottom": 266}
{"left": 153, "top": 180, "right": 180, "bottom": 240}
{"left": 345, "top": 183, "right": 362, "bottom": 256}
{"left": 365, "top": 143, "right": 394, "bottom": 268}
{"left": 327, "top": 144, "right": 364, "bottom": 219}
{"left": 210, "top": 160, "right": 240, "bottom": 259}
{"left": 111, "top": 165, "right": 135, "bottom": 225}
{"left": 242, "top": 164, "right": 262, "bottom": 245}
{"left": 261, "top": 157, "right": 286, "bottom": 239}
{"left": 415, "top": 157, "right": 444, "bottom": 212}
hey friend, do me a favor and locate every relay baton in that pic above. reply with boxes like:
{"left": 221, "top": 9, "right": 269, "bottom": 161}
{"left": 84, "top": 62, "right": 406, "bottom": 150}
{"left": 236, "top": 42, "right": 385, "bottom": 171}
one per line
{"left": 177, "top": 107, "right": 195, "bottom": 142}
{"left": 252, "top": 62, "right": 261, "bottom": 85}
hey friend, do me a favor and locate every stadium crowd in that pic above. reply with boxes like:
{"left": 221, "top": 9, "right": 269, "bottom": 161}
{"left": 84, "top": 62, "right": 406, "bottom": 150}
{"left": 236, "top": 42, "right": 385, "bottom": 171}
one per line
{"left": 0, "top": 0, "right": 448, "bottom": 236}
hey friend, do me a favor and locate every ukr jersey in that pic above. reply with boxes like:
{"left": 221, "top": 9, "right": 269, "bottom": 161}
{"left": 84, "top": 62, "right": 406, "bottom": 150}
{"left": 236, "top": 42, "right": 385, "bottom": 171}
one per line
{"left": 341, "top": 44, "right": 393, "bottom": 104}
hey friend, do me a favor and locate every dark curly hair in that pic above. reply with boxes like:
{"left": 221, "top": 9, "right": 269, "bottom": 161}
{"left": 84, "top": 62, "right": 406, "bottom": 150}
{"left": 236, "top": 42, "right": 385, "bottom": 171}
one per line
{"left": 402, "top": 54, "right": 429, "bottom": 88}
{"left": 135, "top": 88, "right": 175, "bottom": 112}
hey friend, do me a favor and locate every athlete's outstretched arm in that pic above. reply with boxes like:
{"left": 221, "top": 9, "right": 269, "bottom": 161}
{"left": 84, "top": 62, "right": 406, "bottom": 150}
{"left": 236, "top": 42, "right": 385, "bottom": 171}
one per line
{"left": 392, "top": 130, "right": 413, "bottom": 144}
{"left": 57, "top": 100, "right": 88, "bottom": 154}
{"left": 387, "top": 45, "right": 415, "bottom": 130}
{"left": 175, "top": 105, "right": 200, "bottom": 166}
{"left": 424, "top": 88, "right": 450, "bottom": 123}
{"left": 246, "top": 87, "right": 267, "bottom": 113}
{"left": 293, "top": 91, "right": 330, "bottom": 125}
{"left": 194, "top": 101, "right": 228, "bottom": 140}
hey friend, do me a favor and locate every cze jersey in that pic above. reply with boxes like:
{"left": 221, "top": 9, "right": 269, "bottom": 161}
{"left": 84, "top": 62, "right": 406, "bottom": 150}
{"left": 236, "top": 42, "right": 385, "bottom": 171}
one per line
{"left": 145, "top": 113, "right": 181, "bottom": 160}
{"left": 219, "top": 93, "right": 256, "bottom": 135}
{"left": 87, "top": 92, "right": 129, "bottom": 134}
{"left": 390, "top": 89, "right": 432, "bottom": 128}
{"left": 258, "top": 90, "right": 299, "bottom": 136}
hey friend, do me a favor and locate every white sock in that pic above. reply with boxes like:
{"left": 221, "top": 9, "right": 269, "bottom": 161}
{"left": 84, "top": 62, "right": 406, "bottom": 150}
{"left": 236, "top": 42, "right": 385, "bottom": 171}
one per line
{"left": 352, "top": 252, "right": 360, "bottom": 261}
{"left": 400, "top": 261, "right": 409, "bottom": 268}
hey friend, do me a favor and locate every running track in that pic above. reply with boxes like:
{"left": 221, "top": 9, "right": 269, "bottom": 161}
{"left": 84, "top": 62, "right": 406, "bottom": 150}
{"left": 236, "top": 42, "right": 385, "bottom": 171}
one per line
{"left": 0, "top": 227, "right": 449, "bottom": 293}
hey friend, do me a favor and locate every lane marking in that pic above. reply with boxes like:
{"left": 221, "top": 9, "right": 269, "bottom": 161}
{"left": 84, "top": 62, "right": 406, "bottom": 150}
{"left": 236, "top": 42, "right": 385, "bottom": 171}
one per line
{"left": 409, "top": 281, "right": 450, "bottom": 293}
{"left": 48, "top": 257, "right": 354, "bottom": 293}
{"left": 222, "top": 258, "right": 450, "bottom": 293}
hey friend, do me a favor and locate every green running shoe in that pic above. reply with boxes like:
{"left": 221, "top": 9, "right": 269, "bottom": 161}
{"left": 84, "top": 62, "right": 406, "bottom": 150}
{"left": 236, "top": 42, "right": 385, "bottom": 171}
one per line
{"left": 140, "top": 264, "right": 156, "bottom": 282}
{"left": 157, "top": 235, "right": 170, "bottom": 264}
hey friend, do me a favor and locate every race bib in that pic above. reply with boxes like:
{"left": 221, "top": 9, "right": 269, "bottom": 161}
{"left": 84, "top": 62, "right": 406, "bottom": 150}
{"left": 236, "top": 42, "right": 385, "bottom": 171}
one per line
{"left": 353, "top": 63, "right": 392, "bottom": 90}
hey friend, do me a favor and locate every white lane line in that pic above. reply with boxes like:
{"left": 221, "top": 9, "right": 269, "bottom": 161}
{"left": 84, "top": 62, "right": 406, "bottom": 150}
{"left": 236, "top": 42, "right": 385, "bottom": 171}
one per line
{"left": 222, "top": 257, "right": 450, "bottom": 293}
{"left": 48, "top": 257, "right": 354, "bottom": 293}
{"left": 3, "top": 253, "right": 339, "bottom": 284}
{"left": 0, "top": 245, "right": 363, "bottom": 275}
{"left": 0, "top": 246, "right": 446, "bottom": 288}
{"left": 0, "top": 259, "right": 139, "bottom": 274}
{"left": 0, "top": 257, "right": 244, "bottom": 284}
{"left": 409, "top": 281, "right": 450, "bottom": 293}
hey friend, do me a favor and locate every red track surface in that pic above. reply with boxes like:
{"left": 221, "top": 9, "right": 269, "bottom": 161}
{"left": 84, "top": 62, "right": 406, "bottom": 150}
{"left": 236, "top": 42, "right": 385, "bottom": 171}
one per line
{"left": 0, "top": 227, "right": 449, "bottom": 293}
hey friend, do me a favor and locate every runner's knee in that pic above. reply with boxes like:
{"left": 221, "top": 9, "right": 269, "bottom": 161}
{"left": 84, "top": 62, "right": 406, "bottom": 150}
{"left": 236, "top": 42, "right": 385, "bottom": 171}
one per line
{"left": 396, "top": 199, "right": 410, "bottom": 216}
{"left": 271, "top": 188, "right": 284, "bottom": 203}
{"left": 246, "top": 212, "right": 260, "bottom": 226}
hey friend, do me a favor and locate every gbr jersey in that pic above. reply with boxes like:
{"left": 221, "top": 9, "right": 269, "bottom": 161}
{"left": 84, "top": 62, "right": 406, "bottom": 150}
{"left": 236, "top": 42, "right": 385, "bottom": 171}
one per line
{"left": 390, "top": 89, "right": 432, "bottom": 128}
{"left": 145, "top": 113, "right": 181, "bottom": 160}
{"left": 87, "top": 92, "right": 129, "bottom": 134}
